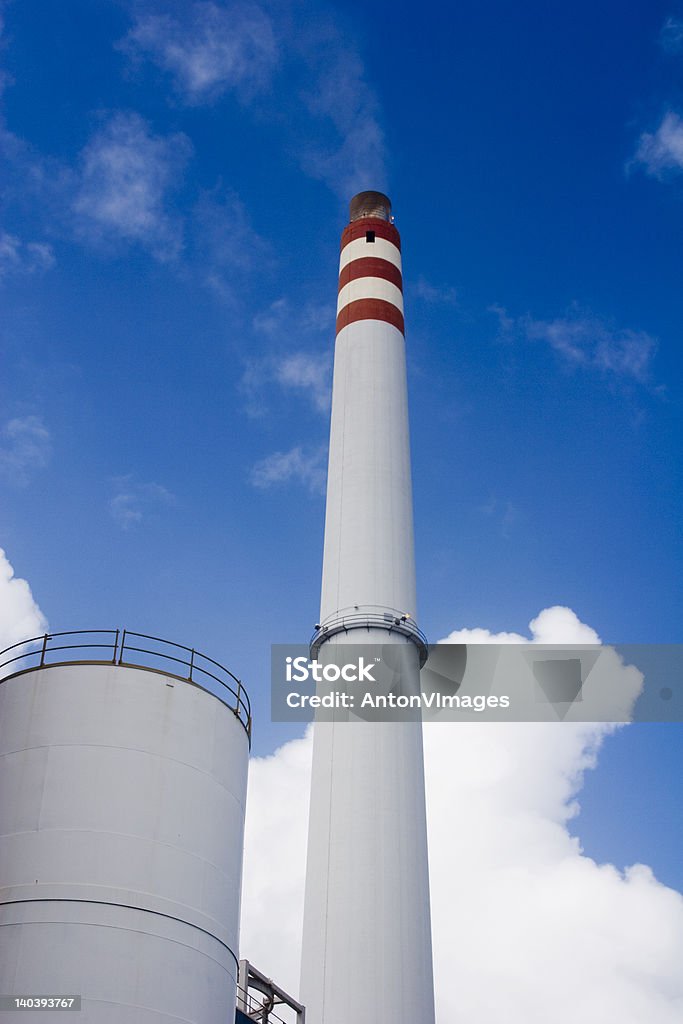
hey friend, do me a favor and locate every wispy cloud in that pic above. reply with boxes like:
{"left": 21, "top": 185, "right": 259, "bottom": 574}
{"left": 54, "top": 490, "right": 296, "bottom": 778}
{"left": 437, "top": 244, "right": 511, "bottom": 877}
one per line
{"left": 632, "top": 110, "right": 683, "bottom": 178}
{"left": 122, "top": 3, "right": 387, "bottom": 199}
{"left": 629, "top": 19, "right": 683, "bottom": 179}
{"left": 242, "top": 295, "right": 334, "bottom": 414}
{"left": 493, "top": 306, "right": 658, "bottom": 385}
{"left": 660, "top": 15, "right": 683, "bottom": 53}
{"left": 252, "top": 297, "right": 290, "bottom": 338}
{"left": 193, "top": 187, "right": 269, "bottom": 301}
{"left": 300, "top": 302, "right": 336, "bottom": 332}
{"left": 122, "top": 1, "right": 278, "bottom": 105}
{"left": 275, "top": 353, "right": 332, "bottom": 412}
{"left": 413, "top": 275, "right": 458, "bottom": 306}
{"left": 488, "top": 302, "right": 514, "bottom": 333}
{"left": 73, "top": 112, "right": 191, "bottom": 260}
{"left": 0, "top": 232, "right": 54, "bottom": 278}
{"left": 252, "top": 297, "right": 335, "bottom": 340}
{"left": 297, "top": 32, "right": 387, "bottom": 198}
{"left": 240, "top": 348, "right": 332, "bottom": 417}
{"left": 109, "top": 477, "right": 175, "bottom": 529}
{"left": 250, "top": 445, "right": 327, "bottom": 495}
{"left": 0, "top": 416, "right": 51, "bottom": 486}
{"left": 0, "top": 10, "right": 11, "bottom": 101}
{"left": 480, "top": 496, "right": 523, "bottom": 539}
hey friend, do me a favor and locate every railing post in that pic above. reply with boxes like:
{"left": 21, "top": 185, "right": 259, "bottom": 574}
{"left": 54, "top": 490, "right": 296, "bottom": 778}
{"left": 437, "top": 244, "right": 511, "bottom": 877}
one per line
{"left": 119, "top": 629, "right": 126, "bottom": 665}
{"left": 39, "top": 633, "right": 49, "bottom": 667}
{"left": 112, "top": 629, "right": 120, "bottom": 664}
{"left": 237, "top": 961, "right": 250, "bottom": 1013}
{"left": 188, "top": 648, "right": 195, "bottom": 681}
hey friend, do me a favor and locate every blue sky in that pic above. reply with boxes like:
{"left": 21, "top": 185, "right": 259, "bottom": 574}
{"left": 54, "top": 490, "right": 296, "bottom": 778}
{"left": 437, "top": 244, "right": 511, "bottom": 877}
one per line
{"left": 1, "top": 0, "right": 682, "bottom": 893}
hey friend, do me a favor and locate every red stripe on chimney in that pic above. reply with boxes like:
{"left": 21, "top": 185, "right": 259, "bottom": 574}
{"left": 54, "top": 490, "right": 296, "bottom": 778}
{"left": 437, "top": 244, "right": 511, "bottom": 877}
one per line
{"left": 338, "top": 257, "right": 403, "bottom": 292}
{"left": 340, "top": 218, "right": 401, "bottom": 252}
{"left": 336, "top": 299, "right": 405, "bottom": 335}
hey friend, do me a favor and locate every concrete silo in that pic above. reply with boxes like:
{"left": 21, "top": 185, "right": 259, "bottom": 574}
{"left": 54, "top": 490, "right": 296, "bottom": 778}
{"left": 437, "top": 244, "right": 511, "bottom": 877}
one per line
{"left": 0, "top": 629, "right": 251, "bottom": 1023}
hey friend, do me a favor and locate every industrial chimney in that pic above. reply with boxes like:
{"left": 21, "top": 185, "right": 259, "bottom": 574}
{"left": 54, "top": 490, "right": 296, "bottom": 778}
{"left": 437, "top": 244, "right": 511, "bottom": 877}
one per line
{"left": 300, "top": 193, "right": 436, "bottom": 1023}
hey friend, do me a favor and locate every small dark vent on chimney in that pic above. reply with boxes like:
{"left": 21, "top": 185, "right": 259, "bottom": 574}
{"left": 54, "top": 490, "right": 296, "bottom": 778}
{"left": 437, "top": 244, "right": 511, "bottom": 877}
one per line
{"left": 366, "top": 231, "right": 375, "bottom": 243}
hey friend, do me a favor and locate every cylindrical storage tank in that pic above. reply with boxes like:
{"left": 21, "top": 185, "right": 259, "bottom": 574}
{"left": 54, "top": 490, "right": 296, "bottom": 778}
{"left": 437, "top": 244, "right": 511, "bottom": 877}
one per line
{"left": 0, "top": 632, "right": 251, "bottom": 1023}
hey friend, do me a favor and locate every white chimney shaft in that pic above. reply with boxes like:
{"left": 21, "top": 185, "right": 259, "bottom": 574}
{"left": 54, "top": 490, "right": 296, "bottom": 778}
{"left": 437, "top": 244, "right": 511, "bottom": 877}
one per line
{"left": 300, "top": 193, "right": 436, "bottom": 1024}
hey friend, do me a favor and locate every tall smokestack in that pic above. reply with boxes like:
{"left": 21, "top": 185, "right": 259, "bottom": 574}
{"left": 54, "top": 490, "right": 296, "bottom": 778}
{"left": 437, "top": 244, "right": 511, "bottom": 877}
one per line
{"left": 300, "top": 193, "right": 436, "bottom": 1023}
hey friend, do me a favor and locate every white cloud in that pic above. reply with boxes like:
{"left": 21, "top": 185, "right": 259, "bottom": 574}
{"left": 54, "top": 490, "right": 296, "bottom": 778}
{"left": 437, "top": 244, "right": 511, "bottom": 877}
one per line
{"left": 633, "top": 111, "right": 683, "bottom": 177}
{"left": 123, "top": 1, "right": 278, "bottom": 104}
{"left": 241, "top": 346, "right": 332, "bottom": 417}
{"left": 275, "top": 354, "right": 331, "bottom": 413}
{"left": 73, "top": 112, "right": 191, "bottom": 260}
{"left": 495, "top": 306, "right": 658, "bottom": 385}
{"left": 249, "top": 445, "right": 327, "bottom": 494}
{"left": 441, "top": 605, "right": 601, "bottom": 645}
{"left": 0, "top": 232, "right": 54, "bottom": 278}
{"left": 423, "top": 721, "right": 683, "bottom": 1024}
{"left": 0, "top": 416, "right": 52, "bottom": 486}
{"left": 0, "top": 548, "right": 47, "bottom": 651}
{"left": 242, "top": 297, "right": 334, "bottom": 416}
{"left": 240, "top": 730, "right": 312, "bottom": 990}
{"left": 526, "top": 605, "right": 601, "bottom": 644}
{"left": 109, "top": 477, "right": 175, "bottom": 529}
{"left": 240, "top": 607, "right": 683, "bottom": 1020}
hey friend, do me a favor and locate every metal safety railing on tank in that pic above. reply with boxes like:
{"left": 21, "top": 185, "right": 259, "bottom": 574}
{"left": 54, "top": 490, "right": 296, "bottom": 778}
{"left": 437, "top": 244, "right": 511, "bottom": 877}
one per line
{"left": 237, "top": 989, "right": 294, "bottom": 1024}
{"left": 0, "top": 628, "right": 251, "bottom": 741}
{"left": 236, "top": 959, "right": 305, "bottom": 1024}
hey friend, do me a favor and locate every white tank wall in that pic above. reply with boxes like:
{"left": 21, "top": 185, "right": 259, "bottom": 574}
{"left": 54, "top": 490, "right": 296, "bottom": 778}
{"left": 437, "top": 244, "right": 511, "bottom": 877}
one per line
{"left": 0, "top": 662, "right": 249, "bottom": 1023}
